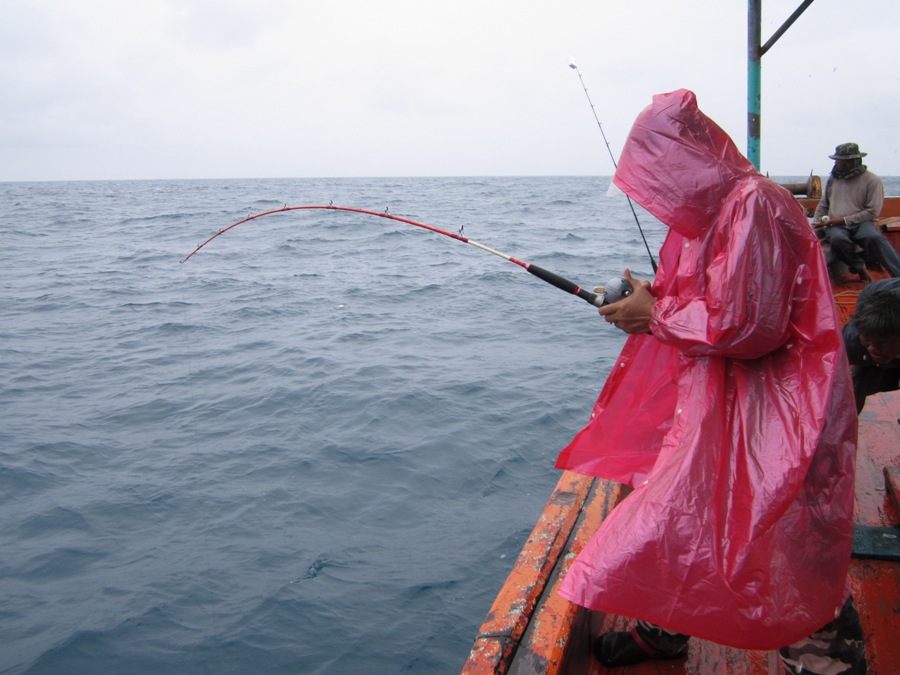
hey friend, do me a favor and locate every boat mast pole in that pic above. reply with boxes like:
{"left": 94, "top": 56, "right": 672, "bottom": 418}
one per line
{"left": 747, "top": 0, "right": 816, "bottom": 170}
{"left": 748, "top": 0, "right": 762, "bottom": 169}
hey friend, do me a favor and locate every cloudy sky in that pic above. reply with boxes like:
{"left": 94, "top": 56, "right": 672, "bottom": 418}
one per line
{"left": 3, "top": 0, "right": 899, "bottom": 181}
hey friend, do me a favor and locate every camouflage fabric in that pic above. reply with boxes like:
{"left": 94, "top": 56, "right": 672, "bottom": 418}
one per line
{"left": 778, "top": 597, "right": 868, "bottom": 674}
{"left": 632, "top": 596, "right": 867, "bottom": 674}
{"left": 829, "top": 143, "right": 868, "bottom": 159}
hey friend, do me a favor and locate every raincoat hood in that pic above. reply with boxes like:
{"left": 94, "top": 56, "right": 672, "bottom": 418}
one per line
{"left": 613, "top": 89, "right": 756, "bottom": 239}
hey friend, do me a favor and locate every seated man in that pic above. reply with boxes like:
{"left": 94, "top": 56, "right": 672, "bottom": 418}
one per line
{"left": 843, "top": 278, "right": 900, "bottom": 413}
{"left": 813, "top": 143, "right": 900, "bottom": 282}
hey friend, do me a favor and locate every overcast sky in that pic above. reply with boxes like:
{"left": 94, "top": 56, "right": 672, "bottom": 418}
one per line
{"left": 3, "top": 0, "right": 899, "bottom": 182}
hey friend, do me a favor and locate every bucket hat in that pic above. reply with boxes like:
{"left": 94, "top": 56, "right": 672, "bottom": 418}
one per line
{"left": 829, "top": 142, "right": 867, "bottom": 159}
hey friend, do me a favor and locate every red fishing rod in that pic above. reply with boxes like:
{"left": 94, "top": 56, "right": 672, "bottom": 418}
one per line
{"left": 181, "top": 204, "right": 631, "bottom": 307}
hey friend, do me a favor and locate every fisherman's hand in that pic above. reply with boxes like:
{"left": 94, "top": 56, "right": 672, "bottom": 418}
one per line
{"left": 599, "top": 269, "right": 655, "bottom": 334}
{"left": 814, "top": 215, "right": 846, "bottom": 228}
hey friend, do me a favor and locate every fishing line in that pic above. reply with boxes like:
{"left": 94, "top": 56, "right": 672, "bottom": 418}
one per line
{"left": 181, "top": 204, "right": 631, "bottom": 307}
{"left": 568, "top": 60, "right": 658, "bottom": 273}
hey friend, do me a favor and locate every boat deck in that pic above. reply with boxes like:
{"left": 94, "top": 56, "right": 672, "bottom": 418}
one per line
{"left": 464, "top": 399, "right": 900, "bottom": 674}
{"left": 463, "top": 221, "right": 900, "bottom": 674}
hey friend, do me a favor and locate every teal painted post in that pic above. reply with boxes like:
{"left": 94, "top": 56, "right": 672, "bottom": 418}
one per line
{"left": 748, "top": 0, "right": 761, "bottom": 169}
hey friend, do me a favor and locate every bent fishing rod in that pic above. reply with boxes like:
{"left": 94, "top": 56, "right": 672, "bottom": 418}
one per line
{"left": 568, "top": 61, "right": 658, "bottom": 273}
{"left": 181, "top": 205, "right": 631, "bottom": 307}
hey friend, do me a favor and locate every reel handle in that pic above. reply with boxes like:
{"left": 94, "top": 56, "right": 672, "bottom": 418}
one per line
{"left": 593, "top": 277, "right": 633, "bottom": 307}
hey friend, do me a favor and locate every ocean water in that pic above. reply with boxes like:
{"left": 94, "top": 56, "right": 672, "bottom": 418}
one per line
{"left": 1, "top": 176, "right": 656, "bottom": 674}
{"left": 3, "top": 175, "right": 896, "bottom": 674}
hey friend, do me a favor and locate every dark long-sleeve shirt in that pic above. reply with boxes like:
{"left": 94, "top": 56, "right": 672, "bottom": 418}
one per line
{"left": 843, "top": 277, "right": 900, "bottom": 366}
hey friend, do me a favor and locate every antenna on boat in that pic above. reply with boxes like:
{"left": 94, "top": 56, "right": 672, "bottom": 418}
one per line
{"left": 568, "top": 60, "right": 658, "bottom": 273}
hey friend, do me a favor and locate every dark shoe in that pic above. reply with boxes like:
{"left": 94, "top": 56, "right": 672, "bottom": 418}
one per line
{"left": 593, "top": 629, "right": 688, "bottom": 668}
{"left": 857, "top": 267, "right": 873, "bottom": 284}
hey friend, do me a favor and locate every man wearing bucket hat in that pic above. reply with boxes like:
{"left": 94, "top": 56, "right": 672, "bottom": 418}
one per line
{"left": 813, "top": 142, "right": 900, "bottom": 281}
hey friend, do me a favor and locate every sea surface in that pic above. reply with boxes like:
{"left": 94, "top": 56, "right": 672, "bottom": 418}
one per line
{"left": 2, "top": 175, "right": 896, "bottom": 674}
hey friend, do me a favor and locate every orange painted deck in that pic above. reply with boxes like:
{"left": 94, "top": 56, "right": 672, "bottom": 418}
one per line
{"left": 462, "top": 204, "right": 900, "bottom": 674}
{"left": 464, "top": 427, "right": 900, "bottom": 674}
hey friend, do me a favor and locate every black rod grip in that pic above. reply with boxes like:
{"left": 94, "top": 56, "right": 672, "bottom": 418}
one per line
{"left": 526, "top": 264, "right": 601, "bottom": 306}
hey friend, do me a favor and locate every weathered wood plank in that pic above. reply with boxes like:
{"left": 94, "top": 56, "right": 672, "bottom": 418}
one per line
{"left": 462, "top": 471, "right": 597, "bottom": 674}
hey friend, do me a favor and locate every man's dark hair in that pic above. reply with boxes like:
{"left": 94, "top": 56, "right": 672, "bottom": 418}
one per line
{"left": 854, "top": 287, "right": 900, "bottom": 338}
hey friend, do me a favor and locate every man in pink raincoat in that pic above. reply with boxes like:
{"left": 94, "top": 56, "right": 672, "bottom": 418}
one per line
{"left": 555, "top": 90, "right": 866, "bottom": 672}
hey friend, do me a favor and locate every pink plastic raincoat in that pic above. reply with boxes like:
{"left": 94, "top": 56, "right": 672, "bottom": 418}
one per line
{"left": 555, "top": 90, "right": 857, "bottom": 649}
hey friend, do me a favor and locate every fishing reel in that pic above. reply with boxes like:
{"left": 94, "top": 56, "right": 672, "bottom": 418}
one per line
{"left": 593, "top": 277, "right": 633, "bottom": 307}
